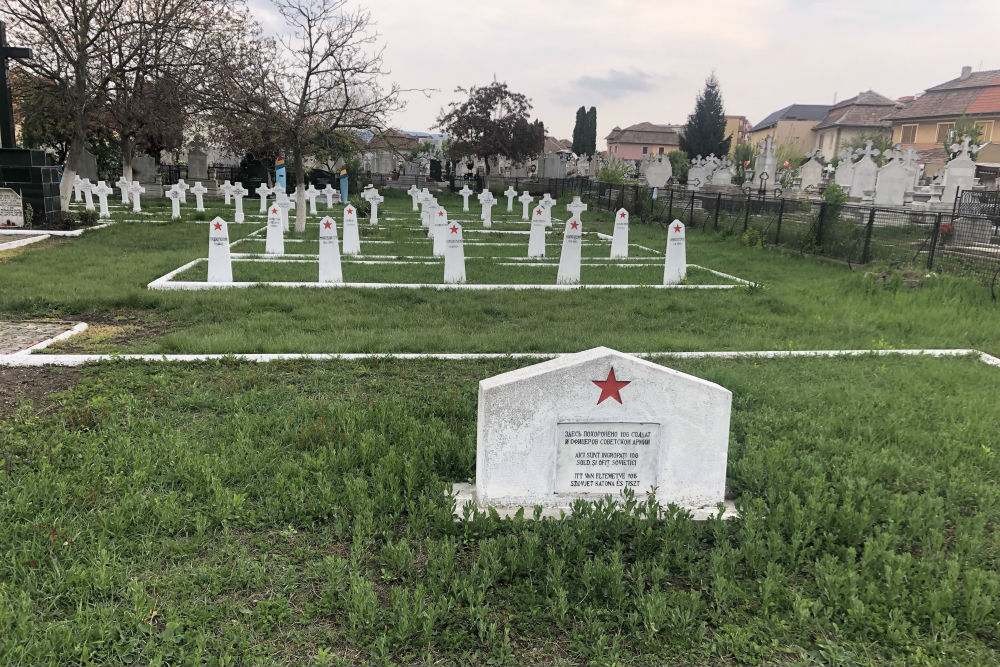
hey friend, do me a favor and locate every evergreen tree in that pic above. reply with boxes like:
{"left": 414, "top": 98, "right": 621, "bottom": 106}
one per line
{"left": 571, "top": 106, "right": 586, "bottom": 155}
{"left": 678, "top": 74, "right": 731, "bottom": 159}
{"left": 585, "top": 106, "right": 597, "bottom": 156}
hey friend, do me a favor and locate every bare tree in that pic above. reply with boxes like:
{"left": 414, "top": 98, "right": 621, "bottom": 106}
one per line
{"left": 214, "top": 0, "right": 402, "bottom": 233}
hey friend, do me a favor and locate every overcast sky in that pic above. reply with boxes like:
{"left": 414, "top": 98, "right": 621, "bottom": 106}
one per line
{"left": 253, "top": 0, "right": 999, "bottom": 143}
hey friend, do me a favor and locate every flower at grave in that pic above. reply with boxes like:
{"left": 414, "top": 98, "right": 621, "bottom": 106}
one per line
{"left": 783, "top": 161, "right": 790, "bottom": 169}
{"left": 743, "top": 160, "right": 750, "bottom": 167}
{"left": 939, "top": 223, "right": 955, "bottom": 244}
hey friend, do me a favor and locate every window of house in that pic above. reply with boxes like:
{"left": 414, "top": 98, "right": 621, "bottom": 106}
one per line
{"left": 642, "top": 146, "right": 648, "bottom": 154}
{"left": 818, "top": 134, "right": 824, "bottom": 149}
{"left": 935, "top": 122, "right": 955, "bottom": 143}
{"left": 900, "top": 124, "right": 917, "bottom": 144}
{"left": 975, "top": 120, "right": 994, "bottom": 142}
{"left": 658, "top": 146, "right": 664, "bottom": 154}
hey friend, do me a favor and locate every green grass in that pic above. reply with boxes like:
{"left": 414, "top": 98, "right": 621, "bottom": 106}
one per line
{"left": 0, "top": 190, "right": 997, "bottom": 355}
{"left": 1, "top": 354, "right": 998, "bottom": 665}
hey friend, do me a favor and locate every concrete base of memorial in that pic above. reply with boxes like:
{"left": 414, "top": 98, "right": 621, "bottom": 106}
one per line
{"left": 450, "top": 483, "right": 739, "bottom": 521}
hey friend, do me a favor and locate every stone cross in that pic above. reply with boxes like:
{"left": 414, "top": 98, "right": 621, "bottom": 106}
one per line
{"left": 902, "top": 146, "right": 919, "bottom": 168}
{"left": 503, "top": 186, "right": 517, "bottom": 212}
{"left": 220, "top": 180, "right": 234, "bottom": 205}
{"left": 72, "top": 175, "right": 83, "bottom": 202}
{"left": 478, "top": 190, "right": 496, "bottom": 227}
{"left": 93, "top": 181, "right": 113, "bottom": 219}
{"left": 854, "top": 140, "right": 880, "bottom": 162}
{"left": 518, "top": 191, "right": 533, "bottom": 221}
{"left": 305, "top": 184, "right": 320, "bottom": 215}
{"left": 950, "top": 135, "right": 981, "bottom": 160}
{"left": 566, "top": 196, "right": 587, "bottom": 223}
{"left": 116, "top": 176, "right": 131, "bottom": 204}
{"left": 256, "top": 183, "right": 272, "bottom": 213}
{"left": 128, "top": 181, "right": 145, "bottom": 212}
{"left": 166, "top": 186, "right": 182, "bottom": 219}
{"left": 232, "top": 182, "right": 248, "bottom": 223}
{"left": 540, "top": 193, "right": 556, "bottom": 227}
{"left": 322, "top": 183, "right": 337, "bottom": 207}
{"left": 175, "top": 178, "right": 189, "bottom": 204}
{"left": 407, "top": 184, "right": 420, "bottom": 211}
{"left": 80, "top": 179, "right": 95, "bottom": 211}
{"left": 190, "top": 182, "right": 208, "bottom": 211}
{"left": 760, "top": 135, "right": 775, "bottom": 158}
{"left": 458, "top": 184, "right": 473, "bottom": 211}
{"left": 362, "top": 187, "right": 383, "bottom": 226}
{"left": 274, "top": 189, "right": 292, "bottom": 231}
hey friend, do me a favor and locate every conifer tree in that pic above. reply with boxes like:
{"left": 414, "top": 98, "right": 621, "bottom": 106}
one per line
{"left": 585, "top": 106, "right": 597, "bottom": 156}
{"left": 571, "top": 106, "right": 586, "bottom": 155}
{"left": 678, "top": 74, "right": 731, "bottom": 158}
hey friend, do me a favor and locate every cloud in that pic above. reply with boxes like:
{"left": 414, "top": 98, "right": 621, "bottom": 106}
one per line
{"left": 569, "top": 69, "right": 660, "bottom": 100}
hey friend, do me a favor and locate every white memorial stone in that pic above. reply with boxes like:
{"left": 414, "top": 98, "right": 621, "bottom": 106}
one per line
{"left": 0, "top": 188, "right": 25, "bottom": 227}
{"left": 256, "top": 183, "right": 272, "bottom": 213}
{"left": 849, "top": 141, "right": 880, "bottom": 199}
{"left": 274, "top": 190, "right": 292, "bottom": 232}
{"left": 797, "top": 151, "right": 823, "bottom": 192}
{"left": 458, "top": 185, "right": 473, "bottom": 212}
{"left": 232, "top": 183, "right": 248, "bottom": 223}
{"left": 265, "top": 204, "right": 284, "bottom": 254}
{"left": 432, "top": 206, "right": 449, "bottom": 257}
{"left": 81, "top": 179, "right": 95, "bottom": 211}
{"left": 834, "top": 148, "right": 855, "bottom": 191}
{"left": 166, "top": 186, "right": 182, "bottom": 219}
{"left": 362, "top": 187, "right": 384, "bottom": 226}
{"left": 610, "top": 208, "right": 629, "bottom": 259}
{"left": 557, "top": 216, "right": 583, "bottom": 284}
{"left": 207, "top": 217, "right": 233, "bottom": 283}
{"left": 175, "top": 179, "right": 189, "bottom": 204}
{"left": 318, "top": 216, "right": 343, "bottom": 283}
{"left": 128, "top": 181, "right": 145, "bottom": 213}
{"left": 643, "top": 154, "right": 673, "bottom": 189}
{"left": 72, "top": 175, "right": 83, "bottom": 203}
{"left": 93, "top": 181, "right": 113, "bottom": 219}
{"left": 407, "top": 184, "right": 420, "bottom": 211}
{"left": 566, "top": 196, "right": 587, "bottom": 224}
{"left": 478, "top": 190, "right": 496, "bottom": 227}
{"left": 322, "top": 183, "right": 337, "bottom": 207}
{"left": 342, "top": 203, "right": 361, "bottom": 255}
{"left": 443, "top": 221, "right": 466, "bottom": 284}
{"left": 116, "top": 176, "right": 131, "bottom": 204}
{"left": 220, "top": 180, "right": 234, "bottom": 205}
{"left": 540, "top": 193, "right": 556, "bottom": 227}
{"left": 305, "top": 184, "right": 320, "bottom": 215}
{"left": 873, "top": 155, "right": 908, "bottom": 207}
{"left": 941, "top": 137, "right": 981, "bottom": 205}
{"left": 528, "top": 206, "right": 547, "bottom": 257}
{"left": 191, "top": 183, "right": 208, "bottom": 212}
{"left": 474, "top": 347, "right": 732, "bottom": 510}
{"left": 664, "top": 220, "right": 687, "bottom": 285}
{"left": 504, "top": 186, "right": 517, "bottom": 212}
{"left": 518, "top": 191, "right": 533, "bottom": 221}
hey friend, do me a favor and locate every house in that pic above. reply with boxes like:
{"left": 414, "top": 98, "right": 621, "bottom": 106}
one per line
{"left": 811, "top": 91, "right": 898, "bottom": 161}
{"left": 884, "top": 66, "right": 1000, "bottom": 177}
{"left": 605, "top": 122, "right": 683, "bottom": 160}
{"left": 724, "top": 115, "right": 752, "bottom": 149}
{"left": 748, "top": 104, "right": 832, "bottom": 156}
{"left": 365, "top": 129, "right": 422, "bottom": 173}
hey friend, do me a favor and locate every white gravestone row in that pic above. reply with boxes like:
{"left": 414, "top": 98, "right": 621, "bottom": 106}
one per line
{"left": 432, "top": 207, "right": 449, "bottom": 257}
{"left": 519, "top": 191, "right": 533, "bottom": 221}
{"left": 191, "top": 183, "right": 208, "bottom": 212}
{"left": 207, "top": 217, "right": 233, "bottom": 283}
{"left": 504, "top": 186, "right": 517, "bottom": 212}
{"left": 458, "top": 185, "right": 473, "bottom": 212}
{"left": 473, "top": 347, "right": 731, "bottom": 512}
{"left": 318, "top": 216, "right": 343, "bottom": 283}
{"left": 443, "top": 221, "right": 466, "bottom": 284}
{"left": 342, "top": 204, "right": 361, "bottom": 255}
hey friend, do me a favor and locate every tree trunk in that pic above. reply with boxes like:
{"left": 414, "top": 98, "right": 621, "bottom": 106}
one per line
{"left": 60, "top": 134, "right": 86, "bottom": 212}
{"left": 294, "top": 152, "right": 306, "bottom": 233}
{"left": 484, "top": 156, "right": 491, "bottom": 190}
{"left": 120, "top": 137, "right": 135, "bottom": 182}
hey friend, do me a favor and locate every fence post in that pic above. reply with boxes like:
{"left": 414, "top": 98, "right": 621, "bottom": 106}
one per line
{"left": 743, "top": 193, "right": 750, "bottom": 232}
{"left": 689, "top": 191, "right": 695, "bottom": 226}
{"left": 714, "top": 193, "right": 721, "bottom": 230}
{"left": 815, "top": 202, "right": 827, "bottom": 248}
{"left": 861, "top": 207, "right": 876, "bottom": 264}
{"left": 927, "top": 213, "right": 943, "bottom": 270}
{"left": 775, "top": 198, "right": 785, "bottom": 244}
{"left": 668, "top": 189, "right": 674, "bottom": 220}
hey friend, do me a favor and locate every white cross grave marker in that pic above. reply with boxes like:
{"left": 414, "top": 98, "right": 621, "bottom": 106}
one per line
{"left": 342, "top": 204, "right": 361, "bottom": 255}
{"left": 407, "top": 184, "right": 420, "bottom": 211}
{"left": 664, "top": 220, "right": 686, "bottom": 284}
{"left": 362, "top": 187, "right": 383, "bottom": 226}
{"left": 518, "top": 191, "right": 533, "bottom": 221}
{"left": 567, "top": 196, "right": 587, "bottom": 224}
{"left": 458, "top": 184, "right": 473, "bottom": 211}
{"left": 528, "top": 206, "right": 547, "bottom": 257}
{"left": 191, "top": 183, "right": 208, "bottom": 212}
{"left": 81, "top": 179, "right": 95, "bottom": 211}
{"left": 220, "top": 180, "right": 234, "bottom": 205}
{"left": 274, "top": 190, "right": 292, "bottom": 232}
{"left": 232, "top": 183, "right": 248, "bottom": 223}
{"left": 166, "top": 186, "right": 182, "bottom": 219}
{"left": 116, "top": 176, "right": 131, "bottom": 204}
{"left": 72, "top": 175, "right": 83, "bottom": 203}
{"left": 540, "top": 193, "right": 556, "bottom": 228}
{"left": 128, "top": 181, "right": 145, "bottom": 213}
{"left": 175, "top": 179, "right": 189, "bottom": 204}
{"left": 443, "top": 221, "right": 466, "bottom": 284}
{"left": 207, "top": 217, "right": 233, "bottom": 283}
{"left": 318, "top": 216, "right": 343, "bottom": 283}
{"left": 320, "top": 183, "right": 337, "bottom": 207}
{"left": 478, "top": 190, "right": 496, "bottom": 228}
{"left": 92, "top": 181, "right": 113, "bottom": 219}
{"left": 420, "top": 192, "right": 433, "bottom": 229}
{"left": 610, "top": 208, "right": 629, "bottom": 259}
{"left": 504, "top": 186, "right": 517, "bottom": 212}
{"left": 305, "top": 184, "right": 320, "bottom": 215}
{"left": 256, "top": 183, "right": 272, "bottom": 213}
{"left": 265, "top": 204, "right": 284, "bottom": 254}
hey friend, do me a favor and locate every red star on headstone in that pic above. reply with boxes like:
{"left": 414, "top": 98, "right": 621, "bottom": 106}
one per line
{"left": 271, "top": 208, "right": 278, "bottom": 214}
{"left": 213, "top": 222, "right": 222, "bottom": 230}
{"left": 347, "top": 208, "right": 353, "bottom": 214}
{"left": 619, "top": 211, "right": 626, "bottom": 218}
{"left": 438, "top": 210, "right": 444, "bottom": 216}
{"left": 536, "top": 208, "right": 543, "bottom": 215}
{"left": 592, "top": 367, "right": 630, "bottom": 405}
{"left": 570, "top": 221, "right": 579, "bottom": 229}
{"left": 673, "top": 224, "right": 682, "bottom": 233}
{"left": 450, "top": 225, "right": 458, "bottom": 233}
{"left": 323, "top": 220, "right": 332, "bottom": 229}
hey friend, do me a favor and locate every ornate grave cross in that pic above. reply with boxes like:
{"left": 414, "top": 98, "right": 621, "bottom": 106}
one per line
{"left": 950, "top": 135, "right": 980, "bottom": 160}
{"left": 0, "top": 22, "right": 31, "bottom": 148}
{"left": 256, "top": 182, "right": 272, "bottom": 212}
{"left": 191, "top": 182, "right": 208, "bottom": 212}
{"left": 92, "top": 181, "right": 113, "bottom": 219}
{"left": 902, "top": 147, "right": 919, "bottom": 168}
{"left": 115, "top": 176, "right": 131, "bottom": 204}
{"left": 854, "top": 140, "right": 880, "bottom": 162}
{"left": 305, "top": 183, "right": 320, "bottom": 214}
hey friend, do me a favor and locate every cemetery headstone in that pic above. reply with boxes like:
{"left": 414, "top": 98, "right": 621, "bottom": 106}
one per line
{"left": 166, "top": 186, "right": 182, "bottom": 219}
{"left": 0, "top": 188, "right": 25, "bottom": 227}
{"left": 712, "top": 158, "right": 734, "bottom": 187}
{"left": 175, "top": 178, "right": 189, "bottom": 204}
{"left": 220, "top": 180, "right": 234, "bottom": 205}
{"left": 849, "top": 140, "right": 879, "bottom": 199}
{"left": 663, "top": 220, "right": 686, "bottom": 285}
{"left": 610, "top": 208, "right": 629, "bottom": 259}
{"left": 232, "top": 183, "right": 248, "bottom": 223}
{"left": 797, "top": 151, "right": 823, "bottom": 192}
{"left": 191, "top": 182, "right": 208, "bottom": 212}
{"left": 342, "top": 203, "right": 361, "bottom": 255}
{"left": 528, "top": 206, "right": 547, "bottom": 257}
{"left": 504, "top": 185, "right": 517, "bottom": 212}
{"left": 305, "top": 183, "right": 320, "bottom": 215}
{"left": 265, "top": 204, "right": 284, "bottom": 254}
{"left": 557, "top": 215, "right": 582, "bottom": 284}
{"left": 566, "top": 196, "right": 587, "bottom": 224}
{"left": 81, "top": 179, "right": 95, "bottom": 211}
{"left": 753, "top": 137, "right": 777, "bottom": 188}
{"left": 420, "top": 192, "right": 433, "bottom": 228}
{"left": 207, "top": 217, "right": 232, "bottom": 283}
{"left": 256, "top": 183, "right": 272, "bottom": 213}
{"left": 322, "top": 183, "right": 338, "bottom": 207}
{"left": 128, "top": 181, "right": 145, "bottom": 213}
{"left": 432, "top": 206, "right": 449, "bottom": 257}
{"left": 131, "top": 154, "right": 158, "bottom": 185}
{"left": 474, "top": 346, "right": 732, "bottom": 509}
{"left": 834, "top": 148, "right": 855, "bottom": 191}
{"left": 458, "top": 184, "right": 473, "bottom": 212}
{"left": 116, "top": 176, "right": 131, "bottom": 204}
{"left": 72, "top": 175, "right": 83, "bottom": 202}
{"left": 519, "top": 191, "right": 533, "bottom": 221}
{"left": 187, "top": 139, "right": 209, "bottom": 181}
{"left": 318, "top": 216, "right": 343, "bottom": 283}
{"left": 443, "top": 221, "right": 466, "bottom": 284}
{"left": 93, "top": 180, "right": 113, "bottom": 219}
{"left": 478, "top": 190, "right": 496, "bottom": 227}
{"left": 540, "top": 193, "right": 556, "bottom": 227}
{"left": 643, "top": 154, "right": 673, "bottom": 195}
{"left": 275, "top": 190, "right": 292, "bottom": 232}
{"left": 941, "top": 137, "right": 980, "bottom": 204}
{"left": 407, "top": 184, "right": 420, "bottom": 211}
{"left": 363, "top": 187, "right": 384, "bottom": 226}
{"left": 873, "top": 155, "right": 908, "bottom": 207}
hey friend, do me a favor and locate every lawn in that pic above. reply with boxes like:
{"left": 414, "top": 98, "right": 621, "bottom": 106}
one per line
{"left": 1, "top": 355, "right": 997, "bottom": 665}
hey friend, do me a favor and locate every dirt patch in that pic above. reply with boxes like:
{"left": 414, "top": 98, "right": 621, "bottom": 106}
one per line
{"left": 44, "top": 309, "right": 173, "bottom": 353}
{"left": 0, "top": 366, "right": 83, "bottom": 421}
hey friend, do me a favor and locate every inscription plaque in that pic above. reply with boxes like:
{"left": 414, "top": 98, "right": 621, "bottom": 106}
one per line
{"left": 555, "top": 422, "right": 660, "bottom": 494}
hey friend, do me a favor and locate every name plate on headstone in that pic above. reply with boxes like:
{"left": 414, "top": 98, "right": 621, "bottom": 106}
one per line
{"left": 555, "top": 422, "right": 660, "bottom": 494}
{"left": 0, "top": 188, "right": 25, "bottom": 227}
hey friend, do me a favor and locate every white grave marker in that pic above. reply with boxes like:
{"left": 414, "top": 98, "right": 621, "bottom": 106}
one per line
{"left": 128, "top": 182, "right": 145, "bottom": 213}
{"left": 265, "top": 204, "right": 284, "bottom": 254}
{"left": 305, "top": 184, "right": 320, "bottom": 215}
{"left": 207, "top": 217, "right": 233, "bottom": 283}
{"left": 518, "top": 191, "right": 533, "bottom": 221}
{"left": 322, "top": 183, "right": 337, "bottom": 208}
{"left": 458, "top": 184, "right": 473, "bottom": 212}
{"left": 166, "top": 187, "right": 182, "bottom": 219}
{"left": 610, "top": 208, "right": 629, "bottom": 259}
{"left": 478, "top": 190, "right": 496, "bottom": 228}
{"left": 175, "top": 179, "right": 189, "bottom": 204}
{"left": 318, "top": 216, "right": 343, "bottom": 283}
{"left": 81, "top": 179, "right": 95, "bottom": 211}
{"left": 72, "top": 175, "right": 83, "bottom": 203}
{"left": 191, "top": 182, "right": 208, "bottom": 212}
{"left": 0, "top": 188, "right": 25, "bottom": 227}
{"left": 663, "top": 220, "right": 686, "bottom": 285}
{"left": 407, "top": 184, "right": 420, "bottom": 211}
{"left": 232, "top": 183, "right": 248, "bottom": 223}
{"left": 116, "top": 176, "right": 131, "bottom": 204}
{"left": 557, "top": 216, "right": 582, "bottom": 284}
{"left": 540, "top": 193, "right": 556, "bottom": 228}
{"left": 443, "top": 221, "right": 466, "bottom": 284}
{"left": 93, "top": 181, "right": 113, "bottom": 219}
{"left": 432, "top": 206, "right": 449, "bottom": 256}
{"left": 528, "top": 206, "right": 547, "bottom": 257}
{"left": 504, "top": 186, "right": 517, "bottom": 212}
{"left": 256, "top": 183, "right": 272, "bottom": 213}
{"left": 363, "top": 188, "right": 384, "bottom": 226}
{"left": 474, "top": 347, "right": 732, "bottom": 510}
{"left": 566, "top": 196, "right": 587, "bottom": 224}
{"left": 342, "top": 204, "right": 361, "bottom": 255}
{"left": 275, "top": 190, "right": 292, "bottom": 232}
{"left": 220, "top": 180, "right": 234, "bottom": 205}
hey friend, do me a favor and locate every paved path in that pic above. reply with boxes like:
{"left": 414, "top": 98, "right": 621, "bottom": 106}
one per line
{"left": 0, "top": 321, "right": 78, "bottom": 354}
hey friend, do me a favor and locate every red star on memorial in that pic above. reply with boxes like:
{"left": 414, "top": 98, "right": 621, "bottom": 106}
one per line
{"left": 347, "top": 208, "right": 353, "bottom": 214}
{"left": 450, "top": 225, "right": 458, "bottom": 234}
{"left": 673, "top": 224, "right": 682, "bottom": 233}
{"left": 536, "top": 208, "right": 543, "bottom": 215}
{"left": 213, "top": 222, "right": 222, "bottom": 230}
{"left": 271, "top": 208, "right": 278, "bottom": 214}
{"left": 323, "top": 220, "right": 332, "bottom": 229}
{"left": 592, "top": 367, "right": 630, "bottom": 405}
{"left": 438, "top": 210, "right": 444, "bottom": 216}
{"left": 570, "top": 221, "right": 579, "bottom": 229}
{"left": 619, "top": 211, "right": 627, "bottom": 218}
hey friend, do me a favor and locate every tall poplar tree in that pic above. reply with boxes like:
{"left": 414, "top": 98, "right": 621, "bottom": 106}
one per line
{"left": 585, "top": 106, "right": 597, "bottom": 156}
{"left": 678, "top": 74, "right": 731, "bottom": 158}
{"left": 571, "top": 106, "right": 586, "bottom": 155}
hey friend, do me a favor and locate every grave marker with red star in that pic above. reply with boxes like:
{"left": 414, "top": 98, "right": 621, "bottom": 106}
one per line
{"left": 592, "top": 367, "right": 630, "bottom": 404}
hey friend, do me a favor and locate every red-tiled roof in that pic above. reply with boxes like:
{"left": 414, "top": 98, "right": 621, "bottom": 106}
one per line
{"left": 886, "top": 70, "right": 1000, "bottom": 120}
{"left": 605, "top": 122, "right": 683, "bottom": 146}
{"left": 814, "top": 90, "right": 898, "bottom": 130}
{"left": 367, "top": 129, "right": 420, "bottom": 151}
{"left": 968, "top": 86, "right": 1000, "bottom": 114}
{"left": 928, "top": 70, "right": 1000, "bottom": 91}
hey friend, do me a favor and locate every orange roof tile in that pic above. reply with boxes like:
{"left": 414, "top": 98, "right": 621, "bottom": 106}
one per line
{"left": 967, "top": 86, "right": 1000, "bottom": 114}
